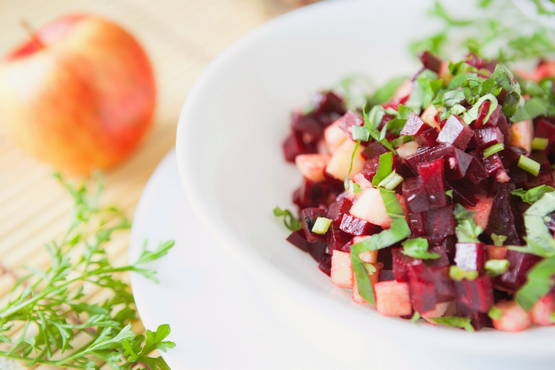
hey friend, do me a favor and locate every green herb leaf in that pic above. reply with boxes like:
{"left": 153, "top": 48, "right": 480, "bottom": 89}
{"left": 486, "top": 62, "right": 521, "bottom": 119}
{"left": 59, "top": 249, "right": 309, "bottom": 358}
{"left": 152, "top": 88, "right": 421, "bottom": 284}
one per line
{"left": 430, "top": 316, "right": 475, "bottom": 332}
{"left": 488, "top": 306, "right": 502, "bottom": 320}
{"left": 273, "top": 207, "right": 302, "bottom": 232}
{"left": 454, "top": 204, "right": 483, "bottom": 243}
{"left": 485, "top": 259, "right": 510, "bottom": 276}
{"left": 411, "top": 311, "right": 421, "bottom": 323}
{"left": 369, "top": 76, "right": 407, "bottom": 105}
{"left": 378, "top": 171, "right": 404, "bottom": 190}
{"left": 511, "top": 185, "right": 555, "bottom": 204}
{"left": 402, "top": 238, "right": 440, "bottom": 259}
{"left": 372, "top": 152, "right": 394, "bottom": 186}
{"left": 516, "top": 256, "right": 555, "bottom": 310}
{"left": 463, "top": 94, "right": 498, "bottom": 124}
{"left": 352, "top": 126, "right": 371, "bottom": 142}
{"left": 512, "top": 97, "right": 549, "bottom": 122}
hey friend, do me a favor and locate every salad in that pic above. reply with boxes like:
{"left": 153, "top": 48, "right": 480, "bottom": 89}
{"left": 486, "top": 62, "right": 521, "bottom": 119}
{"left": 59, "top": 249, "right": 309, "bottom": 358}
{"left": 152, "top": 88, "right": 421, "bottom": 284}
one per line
{"left": 275, "top": 52, "right": 555, "bottom": 332}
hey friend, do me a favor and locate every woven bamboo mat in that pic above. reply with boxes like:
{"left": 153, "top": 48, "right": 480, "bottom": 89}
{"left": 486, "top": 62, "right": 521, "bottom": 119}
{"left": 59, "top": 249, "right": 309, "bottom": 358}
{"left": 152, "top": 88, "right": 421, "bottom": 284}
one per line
{"left": 0, "top": 0, "right": 294, "bottom": 368}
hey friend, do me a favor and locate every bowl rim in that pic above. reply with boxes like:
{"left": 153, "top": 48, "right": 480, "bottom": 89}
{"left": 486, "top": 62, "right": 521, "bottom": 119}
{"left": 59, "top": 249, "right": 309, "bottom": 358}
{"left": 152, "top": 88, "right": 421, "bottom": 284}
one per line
{"left": 176, "top": 0, "right": 553, "bottom": 356}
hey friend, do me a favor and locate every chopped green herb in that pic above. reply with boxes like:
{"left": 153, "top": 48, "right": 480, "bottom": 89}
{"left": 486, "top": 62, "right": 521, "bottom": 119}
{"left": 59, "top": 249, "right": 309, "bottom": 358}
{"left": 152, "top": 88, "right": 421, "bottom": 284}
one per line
{"left": 485, "top": 259, "right": 510, "bottom": 276}
{"left": 516, "top": 256, "right": 555, "bottom": 310}
{"left": 517, "top": 155, "right": 541, "bottom": 176}
{"left": 488, "top": 306, "right": 502, "bottom": 320}
{"left": 312, "top": 217, "right": 332, "bottom": 235}
{"left": 378, "top": 171, "right": 404, "bottom": 190}
{"left": 372, "top": 152, "right": 394, "bottom": 186}
{"left": 463, "top": 94, "right": 498, "bottom": 125}
{"left": 411, "top": 311, "right": 421, "bottom": 323}
{"left": 344, "top": 141, "right": 362, "bottom": 191}
{"left": 406, "top": 72, "right": 442, "bottom": 110}
{"left": 402, "top": 238, "right": 440, "bottom": 260}
{"left": 361, "top": 105, "right": 396, "bottom": 153}
{"left": 369, "top": 76, "right": 407, "bottom": 105}
{"left": 351, "top": 189, "right": 411, "bottom": 304}
{"left": 454, "top": 204, "right": 483, "bottom": 243}
{"left": 430, "top": 316, "right": 475, "bottom": 332}
{"left": 352, "top": 182, "right": 362, "bottom": 194}
{"left": 532, "top": 137, "right": 549, "bottom": 151}
{"left": 273, "top": 207, "right": 301, "bottom": 232}
{"left": 352, "top": 126, "right": 371, "bottom": 142}
{"left": 449, "top": 266, "right": 479, "bottom": 281}
{"left": 483, "top": 143, "right": 504, "bottom": 158}
{"left": 445, "top": 189, "right": 454, "bottom": 198}
{"left": 511, "top": 97, "right": 550, "bottom": 122}
{"left": 512, "top": 185, "right": 555, "bottom": 204}
{"left": 490, "top": 233, "right": 507, "bottom": 246}
{"left": 442, "top": 90, "right": 466, "bottom": 107}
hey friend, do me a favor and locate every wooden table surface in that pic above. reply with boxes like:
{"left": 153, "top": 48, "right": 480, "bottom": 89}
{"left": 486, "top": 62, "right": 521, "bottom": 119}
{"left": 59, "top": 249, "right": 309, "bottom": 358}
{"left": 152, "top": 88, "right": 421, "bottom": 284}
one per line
{"left": 0, "top": 1, "right": 296, "bottom": 368}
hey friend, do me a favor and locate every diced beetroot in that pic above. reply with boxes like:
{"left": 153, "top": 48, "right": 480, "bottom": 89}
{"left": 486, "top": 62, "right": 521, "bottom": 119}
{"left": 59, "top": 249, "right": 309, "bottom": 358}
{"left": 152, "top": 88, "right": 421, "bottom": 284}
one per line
{"left": 482, "top": 153, "right": 504, "bottom": 175}
{"left": 408, "top": 261, "right": 454, "bottom": 314}
{"left": 406, "top": 144, "right": 472, "bottom": 179}
{"left": 437, "top": 115, "right": 474, "bottom": 150}
{"left": 392, "top": 248, "right": 414, "bottom": 282}
{"left": 293, "top": 177, "right": 344, "bottom": 209}
{"left": 415, "top": 126, "right": 438, "bottom": 147}
{"left": 286, "top": 230, "right": 311, "bottom": 252}
{"left": 474, "top": 126, "right": 504, "bottom": 148}
{"left": 492, "top": 301, "right": 532, "bottom": 332}
{"left": 300, "top": 208, "right": 328, "bottom": 242}
{"left": 407, "top": 211, "right": 426, "bottom": 237}
{"left": 447, "top": 179, "right": 478, "bottom": 207}
{"left": 419, "top": 51, "right": 443, "bottom": 73}
{"left": 379, "top": 269, "right": 395, "bottom": 282}
{"left": 536, "top": 118, "right": 555, "bottom": 155}
{"left": 307, "top": 240, "right": 328, "bottom": 263}
{"left": 327, "top": 197, "right": 353, "bottom": 225}
{"left": 465, "top": 53, "right": 497, "bottom": 72}
{"left": 466, "top": 196, "right": 493, "bottom": 230}
{"left": 417, "top": 158, "right": 447, "bottom": 209}
{"left": 378, "top": 246, "right": 394, "bottom": 269}
{"left": 331, "top": 250, "right": 353, "bottom": 288}
{"left": 498, "top": 250, "right": 542, "bottom": 291}
{"left": 339, "top": 214, "right": 378, "bottom": 236}
{"left": 402, "top": 177, "right": 430, "bottom": 213}
{"left": 362, "top": 141, "right": 389, "bottom": 160}
{"left": 465, "top": 157, "right": 488, "bottom": 184}
{"left": 423, "top": 205, "right": 455, "bottom": 244}
{"left": 485, "top": 182, "right": 523, "bottom": 245}
{"left": 336, "top": 112, "right": 363, "bottom": 134}
{"left": 311, "top": 91, "right": 346, "bottom": 118}
{"left": 455, "top": 275, "right": 494, "bottom": 313}
{"left": 422, "top": 301, "right": 451, "bottom": 320}
{"left": 375, "top": 281, "right": 412, "bottom": 316}
{"left": 456, "top": 301, "right": 492, "bottom": 330}
{"left": 455, "top": 243, "right": 487, "bottom": 273}
{"left": 401, "top": 113, "right": 427, "bottom": 136}
{"left": 282, "top": 131, "right": 316, "bottom": 162}
{"left": 473, "top": 100, "right": 491, "bottom": 128}
{"left": 427, "top": 244, "right": 451, "bottom": 267}
{"left": 318, "top": 254, "right": 332, "bottom": 276}
{"left": 327, "top": 225, "right": 352, "bottom": 251}
{"left": 531, "top": 294, "right": 555, "bottom": 326}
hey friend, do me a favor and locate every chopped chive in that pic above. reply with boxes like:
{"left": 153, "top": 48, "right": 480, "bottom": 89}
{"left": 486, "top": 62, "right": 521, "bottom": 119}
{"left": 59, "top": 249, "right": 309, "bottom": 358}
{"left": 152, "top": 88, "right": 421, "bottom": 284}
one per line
{"left": 485, "top": 259, "right": 510, "bottom": 276}
{"left": 517, "top": 155, "right": 540, "bottom": 176}
{"left": 483, "top": 143, "right": 504, "bottom": 158}
{"left": 410, "top": 311, "right": 421, "bottom": 323}
{"left": 490, "top": 233, "right": 507, "bottom": 246}
{"left": 531, "top": 137, "right": 549, "bottom": 151}
{"left": 449, "top": 266, "right": 478, "bottom": 281}
{"left": 378, "top": 171, "right": 404, "bottom": 190}
{"left": 488, "top": 306, "right": 502, "bottom": 320}
{"left": 312, "top": 217, "right": 332, "bottom": 235}
{"left": 445, "top": 189, "right": 454, "bottom": 198}
{"left": 430, "top": 316, "right": 474, "bottom": 332}
{"left": 352, "top": 126, "right": 370, "bottom": 142}
{"left": 372, "top": 152, "right": 394, "bottom": 186}
{"left": 352, "top": 182, "right": 362, "bottom": 194}
{"left": 273, "top": 207, "right": 301, "bottom": 231}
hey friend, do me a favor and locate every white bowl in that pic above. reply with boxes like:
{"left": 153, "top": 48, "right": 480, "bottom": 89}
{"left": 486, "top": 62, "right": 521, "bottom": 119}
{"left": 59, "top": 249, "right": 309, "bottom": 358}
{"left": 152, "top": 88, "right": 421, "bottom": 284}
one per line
{"left": 176, "top": 1, "right": 554, "bottom": 368}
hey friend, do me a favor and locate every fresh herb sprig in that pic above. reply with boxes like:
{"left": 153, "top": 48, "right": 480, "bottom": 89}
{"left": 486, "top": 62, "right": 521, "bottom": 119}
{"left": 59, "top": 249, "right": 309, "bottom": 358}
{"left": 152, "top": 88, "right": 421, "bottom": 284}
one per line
{"left": 0, "top": 174, "right": 175, "bottom": 369}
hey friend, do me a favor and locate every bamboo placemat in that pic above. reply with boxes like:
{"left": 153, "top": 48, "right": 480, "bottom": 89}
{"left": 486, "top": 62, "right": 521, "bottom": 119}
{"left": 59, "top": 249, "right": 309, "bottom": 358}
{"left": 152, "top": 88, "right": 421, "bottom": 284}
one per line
{"left": 0, "top": 0, "right": 295, "bottom": 368}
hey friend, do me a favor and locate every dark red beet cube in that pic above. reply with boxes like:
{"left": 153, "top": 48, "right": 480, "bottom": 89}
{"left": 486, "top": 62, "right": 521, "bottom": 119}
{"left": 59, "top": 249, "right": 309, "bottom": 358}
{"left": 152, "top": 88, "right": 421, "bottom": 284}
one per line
{"left": 427, "top": 245, "right": 451, "bottom": 267}
{"left": 327, "top": 197, "right": 353, "bottom": 225}
{"left": 406, "top": 144, "right": 472, "bottom": 179}
{"left": 473, "top": 100, "right": 491, "bottom": 128}
{"left": 336, "top": 112, "right": 363, "bottom": 134}
{"left": 474, "top": 126, "right": 504, "bottom": 148}
{"left": 307, "top": 240, "right": 328, "bottom": 263}
{"left": 423, "top": 204, "right": 455, "bottom": 244}
{"left": 401, "top": 112, "right": 427, "bottom": 136}
{"left": 282, "top": 131, "right": 315, "bottom": 162}
{"left": 392, "top": 248, "right": 414, "bottom": 282}
{"left": 402, "top": 177, "right": 430, "bottom": 213}
{"left": 407, "top": 211, "right": 426, "bottom": 237}
{"left": 455, "top": 242, "right": 486, "bottom": 273}
{"left": 291, "top": 112, "right": 323, "bottom": 141}
{"left": 318, "top": 254, "right": 332, "bottom": 276}
{"left": 498, "top": 250, "right": 542, "bottom": 291}
{"left": 339, "top": 214, "right": 378, "bottom": 236}
{"left": 447, "top": 179, "right": 478, "bottom": 207}
{"left": 286, "top": 230, "right": 310, "bottom": 253}
{"left": 485, "top": 183, "right": 523, "bottom": 245}
{"left": 408, "top": 261, "right": 454, "bottom": 312}
{"left": 327, "top": 225, "right": 352, "bottom": 251}
{"left": 437, "top": 115, "right": 474, "bottom": 150}
{"left": 311, "top": 91, "right": 346, "bottom": 118}
{"left": 455, "top": 276, "right": 494, "bottom": 313}
{"left": 415, "top": 126, "right": 438, "bottom": 147}
{"left": 300, "top": 208, "right": 327, "bottom": 242}
{"left": 456, "top": 301, "right": 492, "bottom": 330}
{"left": 379, "top": 269, "right": 395, "bottom": 282}
{"left": 419, "top": 51, "right": 443, "bottom": 73}
{"left": 482, "top": 153, "right": 504, "bottom": 175}
{"left": 362, "top": 141, "right": 389, "bottom": 160}
{"left": 536, "top": 118, "right": 555, "bottom": 155}
{"left": 361, "top": 156, "right": 380, "bottom": 182}
{"left": 465, "top": 157, "right": 488, "bottom": 184}
{"left": 417, "top": 158, "right": 447, "bottom": 209}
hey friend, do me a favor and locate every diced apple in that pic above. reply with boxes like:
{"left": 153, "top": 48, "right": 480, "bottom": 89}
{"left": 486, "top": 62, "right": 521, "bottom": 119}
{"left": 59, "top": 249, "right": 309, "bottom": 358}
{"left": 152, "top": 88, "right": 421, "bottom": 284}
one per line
{"left": 487, "top": 245, "right": 508, "bottom": 260}
{"left": 326, "top": 140, "right": 365, "bottom": 181}
{"left": 392, "top": 79, "right": 412, "bottom": 103}
{"left": 352, "top": 173, "right": 373, "bottom": 190}
{"left": 353, "top": 236, "right": 378, "bottom": 263}
{"left": 375, "top": 281, "right": 412, "bottom": 316}
{"left": 466, "top": 196, "right": 493, "bottom": 230}
{"left": 422, "top": 301, "right": 451, "bottom": 321}
{"left": 349, "top": 188, "right": 391, "bottom": 228}
{"left": 510, "top": 120, "right": 533, "bottom": 154}
{"left": 352, "top": 264, "right": 380, "bottom": 305}
{"left": 397, "top": 141, "right": 419, "bottom": 159}
{"left": 531, "top": 295, "right": 555, "bottom": 326}
{"left": 295, "top": 154, "right": 330, "bottom": 182}
{"left": 492, "top": 301, "right": 532, "bottom": 332}
{"left": 331, "top": 250, "right": 353, "bottom": 288}
{"left": 421, "top": 105, "right": 440, "bottom": 129}
{"left": 324, "top": 122, "right": 348, "bottom": 153}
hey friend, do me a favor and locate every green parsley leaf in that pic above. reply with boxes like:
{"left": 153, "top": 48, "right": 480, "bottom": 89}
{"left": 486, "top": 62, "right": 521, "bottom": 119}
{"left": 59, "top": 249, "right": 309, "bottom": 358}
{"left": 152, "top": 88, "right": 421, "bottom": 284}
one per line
{"left": 273, "top": 207, "right": 301, "bottom": 231}
{"left": 442, "top": 90, "right": 466, "bottom": 107}
{"left": 515, "top": 256, "right": 555, "bottom": 310}
{"left": 369, "top": 76, "right": 407, "bottom": 105}
{"left": 463, "top": 94, "right": 498, "bottom": 124}
{"left": 512, "top": 185, "right": 555, "bottom": 204}
{"left": 352, "top": 126, "right": 371, "bottom": 142}
{"left": 454, "top": 204, "right": 483, "bottom": 243}
{"left": 488, "top": 306, "right": 502, "bottom": 320}
{"left": 516, "top": 191, "right": 555, "bottom": 258}
{"left": 402, "top": 238, "right": 440, "bottom": 259}
{"left": 430, "top": 316, "right": 475, "bottom": 332}
{"left": 372, "top": 152, "right": 394, "bottom": 186}
{"left": 512, "top": 97, "right": 549, "bottom": 122}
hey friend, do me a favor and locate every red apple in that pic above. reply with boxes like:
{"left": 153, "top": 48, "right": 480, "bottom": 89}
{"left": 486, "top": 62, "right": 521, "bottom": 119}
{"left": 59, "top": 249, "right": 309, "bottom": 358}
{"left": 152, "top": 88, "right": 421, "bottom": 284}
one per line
{"left": 0, "top": 14, "right": 156, "bottom": 174}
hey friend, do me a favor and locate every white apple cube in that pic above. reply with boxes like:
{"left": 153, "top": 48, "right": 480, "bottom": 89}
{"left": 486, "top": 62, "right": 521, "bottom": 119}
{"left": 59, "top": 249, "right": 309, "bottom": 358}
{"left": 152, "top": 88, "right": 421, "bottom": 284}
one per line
{"left": 397, "top": 141, "right": 419, "bottom": 159}
{"left": 324, "top": 122, "right": 348, "bottom": 153}
{"left": 295, "top": 154, "right": 330, "bottom": 182}
{"left": 375, "top": 281, "right": 412, "bottom": 316}
{"left": 331, "top": 250, "right": 353, "bottom": 289}
{"left": 510, "top": 120, "right": 533, "bottom": 154}
{"left": 466, "top": 195, "right": 493, "bottom": 230}
{"left": 352, "top": 236, "right": 378, "bottom": 263}
{"left": 349, "top": 188, "right": 391, "bottom": 228}
{"left": 326, "top": 139, "right": 365, "bottom": 181}
{"left": 492, "top": 301, "right": 532, "bottom": 332}
{"left": 531, "top": 295, "right": 555, "bottom": 326}
{"left": 421, "top": 104, "right": 440, "bottom": 129}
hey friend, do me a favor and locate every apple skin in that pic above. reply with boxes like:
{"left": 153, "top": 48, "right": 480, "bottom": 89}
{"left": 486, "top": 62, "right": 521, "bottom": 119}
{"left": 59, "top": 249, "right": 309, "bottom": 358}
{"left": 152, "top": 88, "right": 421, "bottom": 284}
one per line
{"left": 0, "top": 14, "right": 156, "bottom": 174}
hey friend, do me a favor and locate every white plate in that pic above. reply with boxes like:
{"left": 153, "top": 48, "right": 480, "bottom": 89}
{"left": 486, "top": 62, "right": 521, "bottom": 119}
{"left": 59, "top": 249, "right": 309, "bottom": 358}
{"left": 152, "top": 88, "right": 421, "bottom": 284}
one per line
{"left": 130, "top": 150, "right": 373, "bottom": 370}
